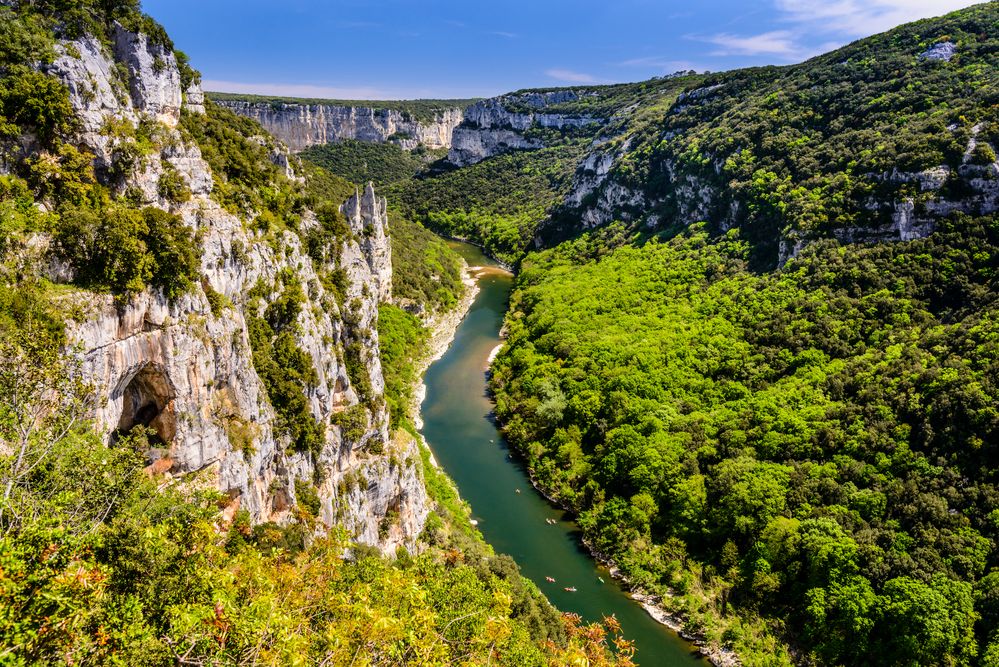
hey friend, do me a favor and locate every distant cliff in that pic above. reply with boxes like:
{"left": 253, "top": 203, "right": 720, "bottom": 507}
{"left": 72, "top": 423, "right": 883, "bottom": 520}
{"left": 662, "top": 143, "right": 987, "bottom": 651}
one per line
{"left": 213, "top": 95, "right": 472, "bottom": 151}
{"left": 448, "top": 90, "right": 600, "bottom": 166}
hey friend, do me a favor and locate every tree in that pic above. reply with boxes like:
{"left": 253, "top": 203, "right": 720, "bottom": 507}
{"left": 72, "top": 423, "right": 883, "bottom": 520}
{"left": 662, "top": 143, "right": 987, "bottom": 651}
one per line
{"left": 0, "top": 327, "right": 89, "bottom": 531}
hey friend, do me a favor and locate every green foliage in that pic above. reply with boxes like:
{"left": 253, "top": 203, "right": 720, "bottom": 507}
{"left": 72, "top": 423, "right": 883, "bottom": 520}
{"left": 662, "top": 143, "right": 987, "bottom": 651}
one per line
{"left": 0, "top": 295, "right": 630, "bottom": 667}
{"left": 22, "top": 0, "right": 171, "bottom": 47}
{"left": 156, "top": 163, "right": 190, "bottom": 203}
{"left": 584, "top": 3, "right": 999, "bottom": 265}
{"left": 294, "top": 478, "right": 321, "bottom": 518}
{"left": 377, "top": 303, "right": 428, "bottom": 429}
{"left": 53, "top": 205, "right": 199, "bottom": 298}
{"left": 388, "top": 143, "right": 586, "bottom": 264}
{"left": 301, "top": 140, "right": 433, "bottom": 186}
{"left": 0, "top": 67, "right": 76, "bottom": 146}
{"left": 0, "top": 8, "right": 56, "bottom": 68}
{"left": 331, "top": 403, "right": 368, "bottom": 446}
{"left": 201, "top": 279, "right": 230, "bottom": 317}
{"left": 246, "top": 280, "right": 324, "bottom": 455}
{"left": 180, "top": 101, "right": 303, "bottom": 225}
{"left": 492, "top": 214, "right": 999, "bottom": 664}
{"left": 343, "top": 340, "right": 373, "bottom": 405}
{"left": 389, "top": 212, "right": 464, "bottom": 313}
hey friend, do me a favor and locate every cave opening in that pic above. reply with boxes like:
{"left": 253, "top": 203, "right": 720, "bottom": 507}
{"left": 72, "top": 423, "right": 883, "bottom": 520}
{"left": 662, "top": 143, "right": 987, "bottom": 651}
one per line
{"left": 114, "top": 364, "right": 176, "bottom": 449}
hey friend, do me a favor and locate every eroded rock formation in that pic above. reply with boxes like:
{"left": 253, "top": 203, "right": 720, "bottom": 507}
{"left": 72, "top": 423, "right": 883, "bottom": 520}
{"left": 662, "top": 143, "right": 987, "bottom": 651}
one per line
{"left": 48, "top": 24, "right": 428, "bottom": 552}
{"left": 217, "top": 100, "right": 464, "bottom": 152}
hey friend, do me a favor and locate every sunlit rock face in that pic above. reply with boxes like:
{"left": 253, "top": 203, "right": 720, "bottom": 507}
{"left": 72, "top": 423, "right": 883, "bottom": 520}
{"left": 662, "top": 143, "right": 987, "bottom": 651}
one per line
{"left": 46, "top": 26, "right": 429, "bottom": 553}
{"left": 448, "top": 91, "right": 599, "bottom": 167}
{"left": 217, "top": 100, "right": 465, "bottom": 152}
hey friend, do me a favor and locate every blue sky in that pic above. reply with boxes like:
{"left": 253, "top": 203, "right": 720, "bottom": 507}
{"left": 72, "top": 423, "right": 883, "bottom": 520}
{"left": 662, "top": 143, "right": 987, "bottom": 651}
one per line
{"left": 142, "top": 0, "right": 985, "bottom": 100}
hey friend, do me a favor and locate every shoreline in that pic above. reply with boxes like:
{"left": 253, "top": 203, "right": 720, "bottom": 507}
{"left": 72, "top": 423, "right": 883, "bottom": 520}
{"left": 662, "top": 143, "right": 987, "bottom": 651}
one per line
{"left": 409, "top": 259, "right": 480, "bottom": 431}
{"left": 410, "top": 253, "right": 738, "bottom": 666}
{"left": 483, "top": 360, "right": 741, "bottom": 667}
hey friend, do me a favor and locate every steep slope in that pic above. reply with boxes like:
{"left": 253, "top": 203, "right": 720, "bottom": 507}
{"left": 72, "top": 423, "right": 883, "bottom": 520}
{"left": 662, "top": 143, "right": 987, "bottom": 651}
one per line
{"left": 0, "top": 3, "right": 643, "bottom": 665}
{"left": 53, "top": 27, "right": 429, "bottom": 551}
{"left": 2, "top": 1, "right": 428, "bottom": 549}
{"left": 487, "top": 4, "right": 999, "bottom": 665}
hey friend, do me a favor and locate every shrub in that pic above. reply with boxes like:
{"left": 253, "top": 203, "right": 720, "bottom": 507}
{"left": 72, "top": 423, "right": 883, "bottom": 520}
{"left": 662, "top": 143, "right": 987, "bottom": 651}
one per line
{"left": 53, "top": 205, "right": 199, "bottom": 298}
{"left": 157, "top": 164, "right": 191, "bottom": 203}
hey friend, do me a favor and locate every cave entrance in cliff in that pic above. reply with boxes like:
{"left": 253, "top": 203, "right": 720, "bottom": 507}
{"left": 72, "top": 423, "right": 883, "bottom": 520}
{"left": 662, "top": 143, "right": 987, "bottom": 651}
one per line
{"left": 114, "top": 364, "right": 177, "bottom": 449}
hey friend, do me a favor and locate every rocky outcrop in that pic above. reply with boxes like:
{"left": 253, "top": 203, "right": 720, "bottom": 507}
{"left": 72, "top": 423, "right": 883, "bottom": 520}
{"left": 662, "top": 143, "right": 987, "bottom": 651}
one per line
{"left": 48, "top": 28, "right": 428, "bottom": 553}
{"left": 216, "top": 100, "right": 464, "bottom": 152}
{"left": 557, "top": 91, "right": 999, "bottom": 267}
{"left": 447, "top": 91, "right": 600, "bottom": 166}
{"left": 920, "top": 41, "right": 957, "bottom": 61}
{"left": 111, "top": 24, "right": 182, "bottom": 125}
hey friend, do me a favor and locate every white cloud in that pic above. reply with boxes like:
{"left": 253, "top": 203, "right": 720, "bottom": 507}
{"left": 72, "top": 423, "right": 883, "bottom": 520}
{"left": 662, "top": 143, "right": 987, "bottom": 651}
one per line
{"left": 619, "top": 56, "right": 701, "bottom": 70}
{"left": 691, "top": 0, "right": 981, "bottom": 63}
{"left": 202, "top": 80, "right": 389, "bottom": 100}
{"left": 702, "top": 30, "right": 800, "bottom": 57}
{"left": 491, "top": 31, "right": 518, "bottom": 38}
{"left": 545, "top": 68, "right": 598, "bottom": 84}
{"left": 774, "top": 0, "right": 984, "bottom": 36}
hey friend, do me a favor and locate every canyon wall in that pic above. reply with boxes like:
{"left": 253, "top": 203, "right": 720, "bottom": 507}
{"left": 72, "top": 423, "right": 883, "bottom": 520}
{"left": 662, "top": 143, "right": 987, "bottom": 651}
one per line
{"left": 44, "top": 23, "right": 428, "bottom": 552}
{"left": 216, "top": 99, "right": 464, "bottom": 152}
{"left": 448, "top": 90, "right": 600, "bottom": 166}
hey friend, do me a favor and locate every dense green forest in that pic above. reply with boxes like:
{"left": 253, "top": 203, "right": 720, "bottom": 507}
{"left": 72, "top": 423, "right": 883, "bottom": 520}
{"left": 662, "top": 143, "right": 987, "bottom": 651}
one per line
{"left": 492, "top": 216, "right": 999, "bottom": 664}
{"left": 6, "top": 0, "right": 999, "bottom": 664}
{"left": 542, "top": 4, "right": 999, "bottom": 267}
{"left": 301, "top": 140, "right": 444, "bottom": 186}
{"left": 299, "top": 137, "right": 588, "bottom": 265}
{"left": 485, "top": 3, "right": 999, "bottom": 665}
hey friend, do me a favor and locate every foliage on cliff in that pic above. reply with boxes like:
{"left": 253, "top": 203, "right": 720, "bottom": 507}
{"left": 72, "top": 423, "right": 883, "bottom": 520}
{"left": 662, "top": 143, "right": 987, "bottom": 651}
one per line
{"left": 389, "top": 142, "right": 587, "bottom": 264}
{"left": 548, "top": 3, "right": 999, "bottom": 267}
{"left": 301, "top": 140, "right": 440, "bottom": 186}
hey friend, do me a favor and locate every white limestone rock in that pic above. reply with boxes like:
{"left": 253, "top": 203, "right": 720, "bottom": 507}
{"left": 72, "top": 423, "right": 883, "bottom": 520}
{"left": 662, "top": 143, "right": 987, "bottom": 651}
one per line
{"left": 218, "top": 100, "right": 464, "bottom": 152}
{"left": 920, "top": 42, "right": 957, "bottom": 62}
{"left": 46, "top": 25, "right": 428, "bottom": 554}
{"left": 447, "top": 92, "right": 600, "bottom": 166}
{"left": 111, "top": 23, "right": 183, "bottom": 126}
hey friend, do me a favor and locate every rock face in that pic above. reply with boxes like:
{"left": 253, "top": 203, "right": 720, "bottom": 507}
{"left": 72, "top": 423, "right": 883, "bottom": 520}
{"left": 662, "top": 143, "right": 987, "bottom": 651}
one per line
{"left": 48, "top": 27, "right": 428, "bottom": 552}
{"left": 216, "top": 100, "right": 464, "bottom": 152}
{"left": 554, "top": 87, "right": 999, "bottom": 267}
{"left": 920, "top": 41, "right": 957, "bottom": 61}
{"left": 448, "top": 91, "right": 599, "bottom": 167}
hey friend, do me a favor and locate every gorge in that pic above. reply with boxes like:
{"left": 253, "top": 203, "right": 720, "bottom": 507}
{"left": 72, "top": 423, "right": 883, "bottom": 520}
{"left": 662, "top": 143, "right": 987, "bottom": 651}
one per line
{"left": 2, "top": 1, "right": 999, "bottom": 666}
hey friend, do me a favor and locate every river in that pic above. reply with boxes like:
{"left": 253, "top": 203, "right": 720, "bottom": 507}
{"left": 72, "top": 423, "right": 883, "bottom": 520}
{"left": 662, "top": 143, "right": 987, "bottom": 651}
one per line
{"left": 419, "top": 241, "right": 705, "bottom": 666}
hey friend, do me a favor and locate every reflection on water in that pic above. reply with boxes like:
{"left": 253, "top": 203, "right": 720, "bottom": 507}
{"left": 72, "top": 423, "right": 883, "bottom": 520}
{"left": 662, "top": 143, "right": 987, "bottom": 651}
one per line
{"left": 419, "top": 241, "right": 705, "bottom": 666}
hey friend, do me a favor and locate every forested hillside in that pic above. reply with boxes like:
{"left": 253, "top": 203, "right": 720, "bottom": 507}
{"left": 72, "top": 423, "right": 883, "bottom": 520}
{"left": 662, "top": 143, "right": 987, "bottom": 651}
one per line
{"left": 491, "top": 3, "right": 999, "bottom": 665}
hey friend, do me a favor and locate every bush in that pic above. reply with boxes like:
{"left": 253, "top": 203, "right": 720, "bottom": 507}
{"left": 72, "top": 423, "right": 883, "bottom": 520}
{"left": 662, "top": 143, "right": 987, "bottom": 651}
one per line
{"left": 0, "top": 67, "right": 75, "bottom": 146}
{"left": 156, "top": 164, "right": 191, "bottom": 203}
{"left": 54, "top": 205, "right": 199, "bottom": 298}
{"left": 246, "top": 283, "right": 324, "bottom": 455}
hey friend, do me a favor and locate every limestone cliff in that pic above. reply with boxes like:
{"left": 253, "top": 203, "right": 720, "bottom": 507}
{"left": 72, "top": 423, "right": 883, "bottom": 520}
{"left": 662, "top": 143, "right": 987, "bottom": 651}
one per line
{"left": 45, "top": 24, "right": 428, "bottom": 552}
{"left": 448, "top": 90, "right": 599, "bottom": 166}
{"left": 553, "top": 85, "right": 999, "bottom": 265}
{"left": 216, "top": 99, "right": 464, "bottom": 152}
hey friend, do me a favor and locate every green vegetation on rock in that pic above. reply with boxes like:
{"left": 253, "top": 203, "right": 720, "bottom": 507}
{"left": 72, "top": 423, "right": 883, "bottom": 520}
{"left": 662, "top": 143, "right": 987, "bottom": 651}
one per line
{"left": 301, "top": 140, "right": 443, "bottom": 186}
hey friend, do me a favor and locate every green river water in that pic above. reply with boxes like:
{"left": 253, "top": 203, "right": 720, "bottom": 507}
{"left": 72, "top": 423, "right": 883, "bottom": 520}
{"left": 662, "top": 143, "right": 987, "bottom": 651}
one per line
{"left": 419, "top": 242, "right": 706, "bottom": 666}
